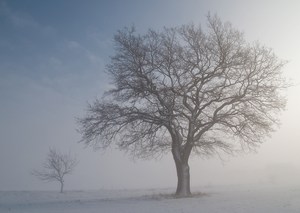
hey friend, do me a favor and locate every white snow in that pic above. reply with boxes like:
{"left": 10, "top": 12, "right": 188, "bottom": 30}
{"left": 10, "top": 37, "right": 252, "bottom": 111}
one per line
{"left": 1, "top": 184, "right": 300, "bottom": 213}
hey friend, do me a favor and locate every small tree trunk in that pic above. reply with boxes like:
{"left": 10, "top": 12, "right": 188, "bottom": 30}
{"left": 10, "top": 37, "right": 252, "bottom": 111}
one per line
{"left": 60, "top": 181, "right": 64, "bottom": 193}
{"left": 172, "top": 147, "right": 191, "bottom": 197}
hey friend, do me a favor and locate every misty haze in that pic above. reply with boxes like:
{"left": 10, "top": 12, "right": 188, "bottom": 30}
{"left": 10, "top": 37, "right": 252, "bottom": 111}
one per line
{"left": 1, "top": 0, "right": 300, "bottom": 212}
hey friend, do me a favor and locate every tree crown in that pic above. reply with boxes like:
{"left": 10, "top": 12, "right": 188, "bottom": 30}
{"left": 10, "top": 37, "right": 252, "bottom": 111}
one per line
{"left": 79, "top": 15, "right": 287, "bottom": 159}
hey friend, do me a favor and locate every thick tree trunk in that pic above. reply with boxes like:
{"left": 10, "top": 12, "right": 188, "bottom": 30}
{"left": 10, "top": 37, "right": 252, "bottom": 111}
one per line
{"left": 175, "top": 161, "right": 191, "bottom": 197}
{"left": 172, "top": 148, "right": 191, "bottom": 197}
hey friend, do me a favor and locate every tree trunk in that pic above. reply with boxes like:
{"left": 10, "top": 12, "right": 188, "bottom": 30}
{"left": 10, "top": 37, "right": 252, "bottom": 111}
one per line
{"left": 175, "top": 161, "right": 191, "bottom": 197}
{"left": 172, "top": 148, "right": 191, "bottom": 197}
{"left": 60, "top": 181, "right": 64, "bottom": 193}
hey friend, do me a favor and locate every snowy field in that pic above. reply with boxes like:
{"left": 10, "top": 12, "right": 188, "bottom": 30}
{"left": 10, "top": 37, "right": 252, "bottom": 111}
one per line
{"left": 1, "top": 184, "right": 300, "bottom": 213}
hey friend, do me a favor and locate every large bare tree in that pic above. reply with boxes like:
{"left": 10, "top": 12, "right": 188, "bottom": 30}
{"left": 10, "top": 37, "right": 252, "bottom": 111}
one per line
{"left": 78, "top": 15, "right": 287, "bottom": 197}
{"left": 32, "top": 148, "right": 78, "bottom": 193}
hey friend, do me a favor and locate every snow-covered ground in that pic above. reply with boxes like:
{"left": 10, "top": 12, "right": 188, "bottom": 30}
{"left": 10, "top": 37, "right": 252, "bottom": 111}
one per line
{"left": 1, "top": 184, "right": 300, "bottom": 213}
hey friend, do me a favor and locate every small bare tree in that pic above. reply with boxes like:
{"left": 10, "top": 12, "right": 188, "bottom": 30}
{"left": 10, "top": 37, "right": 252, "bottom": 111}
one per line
{"left": 32, "top": 148, "right": 78, "bottom": 193}
{"left": 78, "top": 14, "right": 287, "bottom": 197}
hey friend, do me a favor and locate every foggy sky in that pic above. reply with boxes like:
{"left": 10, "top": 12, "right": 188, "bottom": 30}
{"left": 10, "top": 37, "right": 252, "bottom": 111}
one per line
{"left": 1, "top": 0, "right": 300, "bottom": 191}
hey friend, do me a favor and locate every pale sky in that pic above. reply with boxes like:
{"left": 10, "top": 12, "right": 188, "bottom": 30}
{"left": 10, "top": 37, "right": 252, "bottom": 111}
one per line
{"left": 1, "top": 0, "right": 300, "bottom": 191}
